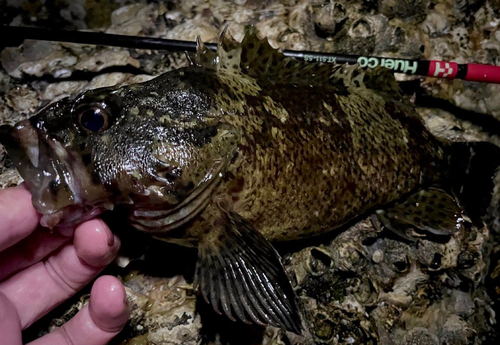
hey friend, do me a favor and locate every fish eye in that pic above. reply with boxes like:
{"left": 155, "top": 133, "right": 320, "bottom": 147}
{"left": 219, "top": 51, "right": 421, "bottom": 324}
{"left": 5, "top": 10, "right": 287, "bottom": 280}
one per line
{"left": 77, "top": 106, "right": 110, "bottom": 133}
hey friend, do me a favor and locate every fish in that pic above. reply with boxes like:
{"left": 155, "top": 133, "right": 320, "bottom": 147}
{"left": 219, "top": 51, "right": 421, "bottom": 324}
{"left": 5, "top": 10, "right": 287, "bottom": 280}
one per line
{"left": 1, "top": 27, "right": 499, "bottom": 334}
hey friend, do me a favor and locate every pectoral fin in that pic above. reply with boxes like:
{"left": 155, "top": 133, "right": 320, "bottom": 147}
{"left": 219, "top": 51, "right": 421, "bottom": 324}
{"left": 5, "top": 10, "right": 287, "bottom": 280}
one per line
{"left": 195, "top": 210, "right": 302, "bottom": 334}
{"left": 376, "top": 187, "right": 464, "bottom": 240}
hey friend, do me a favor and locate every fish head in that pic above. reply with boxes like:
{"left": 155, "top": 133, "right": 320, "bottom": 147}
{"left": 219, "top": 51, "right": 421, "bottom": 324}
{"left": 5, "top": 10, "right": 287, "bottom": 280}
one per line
{"left": 0, "top": 89, "right": 121, "bottom": 229}
{"left": 0, "top": 72, "right": 238, "bottom": 230}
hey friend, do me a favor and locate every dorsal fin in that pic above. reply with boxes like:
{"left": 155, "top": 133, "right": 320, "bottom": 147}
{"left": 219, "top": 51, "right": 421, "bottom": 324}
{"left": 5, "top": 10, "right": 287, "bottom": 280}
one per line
{"left": 195, "top": 36, "right": 218, "bottom": 70}
{"left": 194, "top": 26, "right": 403, "bottom": 96}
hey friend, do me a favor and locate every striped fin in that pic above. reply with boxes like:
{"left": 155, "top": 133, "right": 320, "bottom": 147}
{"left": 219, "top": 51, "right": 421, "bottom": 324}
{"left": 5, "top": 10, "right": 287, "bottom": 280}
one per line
{"left": 195, "top": 209, "right": 302, "bottom": 333}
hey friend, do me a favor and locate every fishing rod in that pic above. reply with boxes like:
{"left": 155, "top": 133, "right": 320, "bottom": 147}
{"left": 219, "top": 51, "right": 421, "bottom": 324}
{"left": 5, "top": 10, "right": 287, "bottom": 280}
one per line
{"left": 2, "top": 25, "right": 500, "bottom": 84}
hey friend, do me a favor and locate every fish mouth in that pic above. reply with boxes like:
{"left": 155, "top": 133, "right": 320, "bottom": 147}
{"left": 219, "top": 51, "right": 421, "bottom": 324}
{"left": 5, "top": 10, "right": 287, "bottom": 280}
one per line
{"left": 0, "top": 120, "right": 110, "bottom": 229}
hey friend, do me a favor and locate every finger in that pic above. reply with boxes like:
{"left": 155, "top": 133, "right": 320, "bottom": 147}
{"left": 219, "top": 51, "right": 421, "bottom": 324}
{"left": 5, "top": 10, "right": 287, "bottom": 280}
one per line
{"left": 28, "top": 276, "right": 128, "bottom": 345}
{"left": 74, "top": 219, "right": 117, "bottom": 268}
{"left": 0, "top": 184, "right": 40, "bottom": 251}
{"left": 0, "top": 292, "right": 23, "bottom": 345}
{"left": 0, "top": 215, "right": 107, "bottom": 282}
{"left": 0, "top": 220, "right": 120, "bottom": 329}
{"left": 0, "top": 229, "right": 69, "bottom": 281}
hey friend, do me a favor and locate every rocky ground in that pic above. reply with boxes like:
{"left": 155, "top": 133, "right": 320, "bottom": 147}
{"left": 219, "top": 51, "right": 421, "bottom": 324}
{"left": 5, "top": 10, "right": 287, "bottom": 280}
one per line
{"left": 1, "top": 0, "right": 500, "bottom": 344}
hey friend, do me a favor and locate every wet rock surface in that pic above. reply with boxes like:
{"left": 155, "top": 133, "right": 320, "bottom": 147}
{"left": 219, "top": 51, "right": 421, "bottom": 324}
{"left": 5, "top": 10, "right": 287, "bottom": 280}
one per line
{"left": 1, "top": 1, "right": 500, "bottom": 344}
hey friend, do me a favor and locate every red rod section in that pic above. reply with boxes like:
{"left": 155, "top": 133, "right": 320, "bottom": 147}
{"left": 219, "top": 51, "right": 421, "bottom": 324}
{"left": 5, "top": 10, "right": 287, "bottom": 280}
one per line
{"left": 464, "top": 63, "right": 500, "bottom": 83}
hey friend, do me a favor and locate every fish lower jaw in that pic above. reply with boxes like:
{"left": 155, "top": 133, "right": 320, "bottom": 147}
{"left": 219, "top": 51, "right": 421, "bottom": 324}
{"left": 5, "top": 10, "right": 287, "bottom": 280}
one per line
{"left": 40, "top": 211, "right": 64, "bottom": 229}
{"left": 38, "top": 203, "right": 114, "bottom": 230}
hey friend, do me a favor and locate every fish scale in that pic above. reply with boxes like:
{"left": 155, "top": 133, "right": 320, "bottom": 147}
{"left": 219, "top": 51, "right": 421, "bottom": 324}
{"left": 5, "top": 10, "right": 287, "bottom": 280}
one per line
{"left": 203, "top": 71, "right": 443, "bottom": 241}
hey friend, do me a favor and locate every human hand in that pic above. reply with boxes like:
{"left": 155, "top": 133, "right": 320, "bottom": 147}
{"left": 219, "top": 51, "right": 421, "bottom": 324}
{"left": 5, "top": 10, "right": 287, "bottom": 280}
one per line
{"left": 0, "top": 184, "right": 129, "bottom": 345}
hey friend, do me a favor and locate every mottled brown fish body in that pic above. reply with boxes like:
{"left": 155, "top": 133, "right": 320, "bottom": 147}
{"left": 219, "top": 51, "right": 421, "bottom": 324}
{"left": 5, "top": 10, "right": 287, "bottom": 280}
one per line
{"left": 179, "top": 68, "right": 447, "bottom": 243}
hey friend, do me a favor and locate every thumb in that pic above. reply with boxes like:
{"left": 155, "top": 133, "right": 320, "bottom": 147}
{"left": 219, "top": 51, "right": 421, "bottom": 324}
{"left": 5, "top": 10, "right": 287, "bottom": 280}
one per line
{"left": 28, "top": 276, "right": 129, "bottom": 345}
{"left": 0, "top": 291, "right": 22, "bottom": 345}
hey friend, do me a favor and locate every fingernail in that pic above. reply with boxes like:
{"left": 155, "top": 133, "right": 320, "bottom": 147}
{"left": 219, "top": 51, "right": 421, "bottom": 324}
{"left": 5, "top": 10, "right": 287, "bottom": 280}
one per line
{"left": 111, "top": 235, "right": 120, "bottom": 253}
{"left": 99, "top": 220, "right": 114, "bottom": 246}
{"left": 107, "top": 231, "right": 115, "bottom": 247}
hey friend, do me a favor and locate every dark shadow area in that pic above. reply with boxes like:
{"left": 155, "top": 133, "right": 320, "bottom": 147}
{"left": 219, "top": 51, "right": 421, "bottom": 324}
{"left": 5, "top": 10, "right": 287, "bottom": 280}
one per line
{"left": 399, "top": 79, "right": 500, "bottom": 136}
{"left": 102, "top": 210, "right": 197, "bottom": 280}
{"left": 198, "top": 301, "right": 268, "bottom": 345}
{"left": 417, "top": 94, "right": 500, "bottom": 136}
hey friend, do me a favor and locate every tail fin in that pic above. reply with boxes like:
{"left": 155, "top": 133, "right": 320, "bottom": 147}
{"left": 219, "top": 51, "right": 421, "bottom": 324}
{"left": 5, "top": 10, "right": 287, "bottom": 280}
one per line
{"left": 448, "top": 141, "right": 500, "bottom": 231}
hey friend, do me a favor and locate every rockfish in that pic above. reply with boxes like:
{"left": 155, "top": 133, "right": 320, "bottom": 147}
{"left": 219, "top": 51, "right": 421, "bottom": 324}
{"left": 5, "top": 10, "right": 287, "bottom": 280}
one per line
{"left": 1, "top": 28, "right": 499, "bottom": 333}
